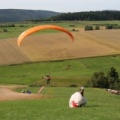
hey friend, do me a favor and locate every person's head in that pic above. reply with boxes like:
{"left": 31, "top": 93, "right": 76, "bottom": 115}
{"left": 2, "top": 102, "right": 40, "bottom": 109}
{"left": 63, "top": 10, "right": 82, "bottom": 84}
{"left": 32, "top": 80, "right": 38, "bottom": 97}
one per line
{"left": 81, "top": 87, "right": 84, "bottom": 90}
{"left": 79, "top": 86, "right": 84, "bottom": 92}
{"left": 78, "top": 86, "right": 84, "bottom": 92}
{"left": 79, "top": 86, "right": 84, "bottom": 96}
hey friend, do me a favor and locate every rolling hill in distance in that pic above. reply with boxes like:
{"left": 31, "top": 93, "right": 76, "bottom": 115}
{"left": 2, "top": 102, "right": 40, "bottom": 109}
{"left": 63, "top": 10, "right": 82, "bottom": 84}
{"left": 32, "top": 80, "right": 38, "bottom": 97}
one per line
{"left": 0, "top": 9, "right": 60, "bottom": 22}
{"left": 0, "top": 9, "right": 120, "bottom": 22}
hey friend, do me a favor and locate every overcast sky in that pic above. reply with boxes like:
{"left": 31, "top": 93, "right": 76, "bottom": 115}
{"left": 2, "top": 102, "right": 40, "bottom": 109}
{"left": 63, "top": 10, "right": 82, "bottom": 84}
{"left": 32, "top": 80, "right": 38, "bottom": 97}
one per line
{"left": 0, "top": 0, "right": 119, "bottom": 13}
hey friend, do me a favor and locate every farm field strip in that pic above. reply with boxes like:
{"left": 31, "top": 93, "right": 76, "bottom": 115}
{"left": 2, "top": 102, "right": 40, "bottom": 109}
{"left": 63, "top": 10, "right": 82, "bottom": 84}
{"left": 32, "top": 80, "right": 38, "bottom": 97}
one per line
{"left": 85, "top": 30, "right": 120, "bottom": 51}
{"left": 0, "top": 29, "right": 120, "bottom": 65}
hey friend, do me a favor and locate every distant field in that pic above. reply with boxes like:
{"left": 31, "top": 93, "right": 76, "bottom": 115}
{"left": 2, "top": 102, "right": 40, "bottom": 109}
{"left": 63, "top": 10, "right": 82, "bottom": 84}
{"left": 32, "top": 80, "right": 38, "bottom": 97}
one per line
{"left": 0, "top": 20, "right": 120, "bottom": 39}
{"left": 0, "top": 21, "right": 120, "bottom": 66}
{"left": 0, "top": 28, "right": 120, "bottom": 65}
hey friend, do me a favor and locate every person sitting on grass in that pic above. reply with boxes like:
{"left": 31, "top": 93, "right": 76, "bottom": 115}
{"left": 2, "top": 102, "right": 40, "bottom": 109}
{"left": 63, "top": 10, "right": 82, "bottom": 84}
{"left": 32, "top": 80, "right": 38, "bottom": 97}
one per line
{"left": 69, "top": 86, "right": 87, "bottom": 108}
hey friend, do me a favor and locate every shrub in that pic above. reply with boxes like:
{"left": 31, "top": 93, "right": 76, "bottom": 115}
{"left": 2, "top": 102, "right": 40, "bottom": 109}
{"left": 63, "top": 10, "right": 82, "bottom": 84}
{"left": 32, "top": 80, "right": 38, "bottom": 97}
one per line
{"left": 94, "top": 25, "right": 100, "bottom": 30}
{"left": 112, "top": 24, "right": 120, "bottom": 29}
{"left": 72, "top": 29, "right": 76, "bottom": 31}
{"left": 107, "top": 67, "right": 120, "bottom": 90}
{"left": 85, "top": 25, "right": 93, "bottom": 31}
{"left": 69, "top": 84, "right": 77, "bottom": 87}
{"left": 88, "top": 67, "right": 120, "bottom": 89}
{"left": 106, "top": 24, "right": 113, "bottom": 29}
{"left": 91, "top": 72, "right": 109, "bottom": 88}
{"left": 3, "top": 29, "right": 8, "bottom": 32}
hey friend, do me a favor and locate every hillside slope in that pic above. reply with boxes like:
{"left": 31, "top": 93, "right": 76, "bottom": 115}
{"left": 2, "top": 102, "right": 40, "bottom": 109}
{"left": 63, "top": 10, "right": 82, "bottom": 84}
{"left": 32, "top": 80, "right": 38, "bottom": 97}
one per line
{"left": 0, "top": 29, "right": 120, "bottom": 66}
{"left": 0, "top": 38, "right": 31, "bottom": 65}
{"left": 0, "top": 9, "right": 60, "bottom": 22}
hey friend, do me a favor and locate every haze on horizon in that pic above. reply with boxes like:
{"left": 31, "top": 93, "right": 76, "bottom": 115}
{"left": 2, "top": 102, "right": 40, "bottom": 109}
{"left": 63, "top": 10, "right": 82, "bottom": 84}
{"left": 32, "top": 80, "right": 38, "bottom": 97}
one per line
{"left": 0, "top": 0, "right": 119, "bottom": 13}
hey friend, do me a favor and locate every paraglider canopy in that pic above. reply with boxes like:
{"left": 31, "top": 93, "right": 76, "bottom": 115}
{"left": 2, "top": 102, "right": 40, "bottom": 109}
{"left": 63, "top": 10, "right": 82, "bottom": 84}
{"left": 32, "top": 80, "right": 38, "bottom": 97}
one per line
{"left": 17, "top": 25, "right": 74, "bottom": 46}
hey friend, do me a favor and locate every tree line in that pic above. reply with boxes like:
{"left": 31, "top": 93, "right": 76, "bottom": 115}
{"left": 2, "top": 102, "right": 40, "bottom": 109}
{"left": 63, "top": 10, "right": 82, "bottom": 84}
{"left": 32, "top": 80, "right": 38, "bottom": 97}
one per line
{"left": 50, "top": 10, "right": 120, "bottom": 21}
{"left": 86, "top": 67, "right": 120, "bottom": 90}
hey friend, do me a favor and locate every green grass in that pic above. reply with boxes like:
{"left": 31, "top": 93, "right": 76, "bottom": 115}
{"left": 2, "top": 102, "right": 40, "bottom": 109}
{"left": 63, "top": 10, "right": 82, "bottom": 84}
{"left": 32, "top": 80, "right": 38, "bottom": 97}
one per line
{"left": 0, "top": 55, "right": 120, "bottom": 86}
{"left": 0, "top": 21, "right": 120, "bottom": 120}
{"left": 0, "top": 87, "right": 120, "bottom": 120}
{"left": 1, "top": 20, "right": 120, "bottom": 39}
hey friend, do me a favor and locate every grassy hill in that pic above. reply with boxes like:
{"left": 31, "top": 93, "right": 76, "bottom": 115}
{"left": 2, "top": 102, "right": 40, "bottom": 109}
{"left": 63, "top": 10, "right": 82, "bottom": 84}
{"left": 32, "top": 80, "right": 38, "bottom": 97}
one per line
{"left": 0, "top": 21, "right": 120, "bottom": 85}
{"left": 0, "top": 9, "right": 60, "bottom": 22}
{"left": 0, "top": 87, "right": 120, "bottom": 120}
{"left": 0, "top": 21, "right": 120, "bottom": 120}
{"left": 0, "top": 55, "right": 120, "bottom": 86}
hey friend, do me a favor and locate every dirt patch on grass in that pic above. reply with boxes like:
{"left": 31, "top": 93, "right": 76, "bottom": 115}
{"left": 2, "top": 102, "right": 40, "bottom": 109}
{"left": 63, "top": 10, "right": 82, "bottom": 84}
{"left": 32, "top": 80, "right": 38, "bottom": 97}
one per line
{"left": 0, "top": 85, "right": 45, "bottom": 101}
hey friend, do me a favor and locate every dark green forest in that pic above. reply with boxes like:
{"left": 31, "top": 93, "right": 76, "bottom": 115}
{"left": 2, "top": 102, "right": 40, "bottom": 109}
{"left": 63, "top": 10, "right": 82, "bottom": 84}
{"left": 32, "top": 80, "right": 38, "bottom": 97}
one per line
{"left": 51, "top": 10, "right": 120, "bottom": 21}
{"left": 0, "top": 10, "right": 120, "bottom": 23}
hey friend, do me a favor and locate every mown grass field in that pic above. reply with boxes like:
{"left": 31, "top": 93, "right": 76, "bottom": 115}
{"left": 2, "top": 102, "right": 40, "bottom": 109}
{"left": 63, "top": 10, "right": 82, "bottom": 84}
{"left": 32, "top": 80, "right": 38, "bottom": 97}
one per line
{"left": 0, "top": 20, "right": 120, "bottom": 39}
{"left": 0, "top": 55, "right": 120, "bottom": 86}
{"left": 0, "top": 21, "right": 120, "bottom": 120}
{"left": 0, "top": 87, "right": 120, "bottom": 120}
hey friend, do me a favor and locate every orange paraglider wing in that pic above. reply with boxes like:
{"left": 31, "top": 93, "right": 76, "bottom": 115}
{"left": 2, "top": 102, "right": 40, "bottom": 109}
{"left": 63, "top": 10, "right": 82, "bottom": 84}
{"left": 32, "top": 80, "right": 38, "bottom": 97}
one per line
{"left": 17, "top": 25, "right": 74, "bottom": 46}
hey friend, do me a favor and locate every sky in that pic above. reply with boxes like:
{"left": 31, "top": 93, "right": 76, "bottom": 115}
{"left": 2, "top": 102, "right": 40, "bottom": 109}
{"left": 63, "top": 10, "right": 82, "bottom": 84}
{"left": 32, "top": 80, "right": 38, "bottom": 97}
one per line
{"left": 0, "top": 0, "right": 120, "bottom": 13}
